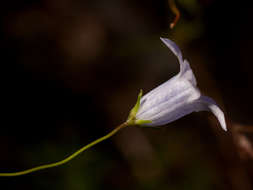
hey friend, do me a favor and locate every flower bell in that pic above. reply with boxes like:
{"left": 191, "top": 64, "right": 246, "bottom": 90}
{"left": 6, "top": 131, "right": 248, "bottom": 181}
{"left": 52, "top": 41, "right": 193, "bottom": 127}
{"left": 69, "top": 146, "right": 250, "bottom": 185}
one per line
{"left": 128, "top": 37, "right": 226, "bottom": 131}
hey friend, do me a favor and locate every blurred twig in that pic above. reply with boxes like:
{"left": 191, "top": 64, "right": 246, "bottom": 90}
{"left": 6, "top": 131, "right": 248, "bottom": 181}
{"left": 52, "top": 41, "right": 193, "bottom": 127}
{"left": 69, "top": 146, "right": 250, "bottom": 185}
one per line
{"left": 168, "top": 0, "right": 180, "bottom": 29}
{"left": 232, "top": 123, "right": 253, "bottom": 160}
{"left": 209, "top": 119, "right": 253, "bottom": 190}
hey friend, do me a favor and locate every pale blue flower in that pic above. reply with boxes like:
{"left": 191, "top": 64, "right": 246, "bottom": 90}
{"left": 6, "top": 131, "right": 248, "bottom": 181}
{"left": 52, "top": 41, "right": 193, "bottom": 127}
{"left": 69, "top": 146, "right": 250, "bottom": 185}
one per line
{"left": 135, "top": 38, "right": 226, "bottom": 131}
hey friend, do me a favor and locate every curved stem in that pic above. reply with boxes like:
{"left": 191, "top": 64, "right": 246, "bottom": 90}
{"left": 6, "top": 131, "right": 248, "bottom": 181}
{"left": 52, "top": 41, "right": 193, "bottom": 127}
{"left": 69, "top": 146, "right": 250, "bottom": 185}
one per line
{"left": 0, "top": 122, "right": 129, "bottom": 177}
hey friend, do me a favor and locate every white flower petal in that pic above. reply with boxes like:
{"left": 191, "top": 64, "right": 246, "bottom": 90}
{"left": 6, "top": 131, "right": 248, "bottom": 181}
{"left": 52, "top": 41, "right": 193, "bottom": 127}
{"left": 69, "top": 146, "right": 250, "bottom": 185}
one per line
{"left": 160, "top": 38, "right": 197, "bottom": 86}
{"left": 181, "top": 60, "right": 197, "bottom": 86}
{"left": 194, "top": 96, "right": 227, "bottom": 131}
{"left": 137, "top": 85, "right": 201, "bottom": 126}
{"left": 140, "top": 94, "right": 226, "bottom": 131}
{"left": 137, "top": 77, "right": 201, "bottom": 120}
{"left": 160, "top": 37, "right": 183, "bottom": 64}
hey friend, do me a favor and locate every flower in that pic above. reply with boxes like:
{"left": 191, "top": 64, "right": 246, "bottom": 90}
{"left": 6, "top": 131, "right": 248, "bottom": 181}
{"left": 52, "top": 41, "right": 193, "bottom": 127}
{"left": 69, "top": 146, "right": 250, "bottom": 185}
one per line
{"left": 128, "top": 37, "right": 226, "bottom": 131}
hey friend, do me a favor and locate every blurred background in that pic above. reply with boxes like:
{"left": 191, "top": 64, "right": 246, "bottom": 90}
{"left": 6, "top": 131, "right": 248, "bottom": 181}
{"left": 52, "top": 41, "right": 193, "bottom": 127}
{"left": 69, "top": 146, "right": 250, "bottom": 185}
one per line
{"left": 0, "top": 0, "right": 253, "bottom": 189}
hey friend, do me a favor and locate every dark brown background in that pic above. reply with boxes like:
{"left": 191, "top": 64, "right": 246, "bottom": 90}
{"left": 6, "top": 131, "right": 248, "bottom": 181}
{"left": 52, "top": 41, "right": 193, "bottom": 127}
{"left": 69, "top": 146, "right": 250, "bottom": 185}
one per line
{"left": 0, "top": 0, "right": 253, "bottom": 189}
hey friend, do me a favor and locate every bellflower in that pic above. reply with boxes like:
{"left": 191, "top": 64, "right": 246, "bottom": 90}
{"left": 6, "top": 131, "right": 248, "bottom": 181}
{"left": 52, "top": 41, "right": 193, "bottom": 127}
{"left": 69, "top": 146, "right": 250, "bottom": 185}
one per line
{"left": 128, "top": 38, "right": 226, "bottom": 131}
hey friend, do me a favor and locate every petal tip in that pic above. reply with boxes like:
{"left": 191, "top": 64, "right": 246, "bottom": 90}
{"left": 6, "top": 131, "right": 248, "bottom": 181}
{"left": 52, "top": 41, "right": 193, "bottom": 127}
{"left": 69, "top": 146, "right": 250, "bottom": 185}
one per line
{"left": 196, "top": 96, "right": 227, "bottom": 131}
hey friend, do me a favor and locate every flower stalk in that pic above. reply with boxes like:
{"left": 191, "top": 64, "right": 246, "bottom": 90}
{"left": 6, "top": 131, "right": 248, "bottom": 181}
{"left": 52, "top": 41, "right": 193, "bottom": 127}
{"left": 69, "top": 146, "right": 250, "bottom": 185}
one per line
{"left": 0, "top": 37, "right": 226, "bottom": 177}
{"left": 0, "top": 122, "right": 129, "bottom": 177}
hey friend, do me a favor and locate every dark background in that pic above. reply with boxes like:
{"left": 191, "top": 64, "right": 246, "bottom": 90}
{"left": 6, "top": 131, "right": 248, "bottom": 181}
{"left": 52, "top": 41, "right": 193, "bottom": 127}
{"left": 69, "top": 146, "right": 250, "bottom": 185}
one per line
{"left": 0, "top": 0, "right": 253, "bottom": 189}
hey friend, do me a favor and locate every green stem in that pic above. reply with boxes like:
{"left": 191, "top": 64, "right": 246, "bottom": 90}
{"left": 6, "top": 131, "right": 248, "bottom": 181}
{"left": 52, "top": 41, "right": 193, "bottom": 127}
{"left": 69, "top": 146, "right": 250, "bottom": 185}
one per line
{"left": 0, "top": 122, "right": 129, "bottom": 177}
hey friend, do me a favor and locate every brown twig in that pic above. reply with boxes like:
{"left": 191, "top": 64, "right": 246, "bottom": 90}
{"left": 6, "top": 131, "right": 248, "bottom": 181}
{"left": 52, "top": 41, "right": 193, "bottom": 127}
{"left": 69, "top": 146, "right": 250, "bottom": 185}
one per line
{"left": 168, "top": 0, "right": 180, "bottom": 29}
{"left": 231, "top": 123, "right": 253, "bottom": 160}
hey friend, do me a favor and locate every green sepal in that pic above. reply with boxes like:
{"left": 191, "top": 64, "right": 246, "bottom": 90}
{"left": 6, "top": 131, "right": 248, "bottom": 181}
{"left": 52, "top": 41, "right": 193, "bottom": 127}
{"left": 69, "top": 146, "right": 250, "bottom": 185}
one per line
{"left": 127, "top": 89, "right": 143, "bottom": 120}
{"left": 135, "top": 120, "right": 152, "bottom": 126}
{"left": 127, "top": 90, "right": 153, "bottom": 126}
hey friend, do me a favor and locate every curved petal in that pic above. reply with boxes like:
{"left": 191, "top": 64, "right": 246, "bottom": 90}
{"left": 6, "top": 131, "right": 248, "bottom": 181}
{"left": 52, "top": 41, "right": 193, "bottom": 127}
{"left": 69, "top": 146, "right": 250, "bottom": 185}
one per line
{"left": 195, "top": 96, "right": 227, "bottom": 131}
{"left": 160, "top": 37, "right": 197, "bottom": 86}
{"left": 160, "top": 37, "right": 183, "bottom": 64}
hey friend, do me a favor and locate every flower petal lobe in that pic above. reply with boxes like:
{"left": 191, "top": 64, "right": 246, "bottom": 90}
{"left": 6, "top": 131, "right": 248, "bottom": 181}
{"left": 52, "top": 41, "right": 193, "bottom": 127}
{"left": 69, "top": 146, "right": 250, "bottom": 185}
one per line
{"left": 195, "top": 96, "right": 227, "bottom": 131}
